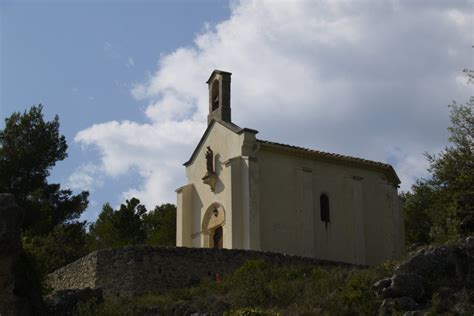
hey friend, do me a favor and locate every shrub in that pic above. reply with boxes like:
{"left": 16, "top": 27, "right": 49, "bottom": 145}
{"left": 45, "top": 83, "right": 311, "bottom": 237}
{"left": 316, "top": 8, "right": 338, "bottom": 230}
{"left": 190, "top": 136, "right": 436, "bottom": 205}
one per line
{"left": 229, "top": 260, "right": 274, "bottom": 306}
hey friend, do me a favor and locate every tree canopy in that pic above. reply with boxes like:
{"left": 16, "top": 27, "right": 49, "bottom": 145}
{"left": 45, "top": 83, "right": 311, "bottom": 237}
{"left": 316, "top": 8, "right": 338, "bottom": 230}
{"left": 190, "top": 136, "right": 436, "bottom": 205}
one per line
{"left": 1, "top": 105, "right": 91, "bottom": 276}
{"left": 403, "top": 99, "right": 473, "bottom": 245}
{"left": 0, "top": 105, "right": 89, "bottom": 235}
{"left": 143, "top": 203, "right": 176, "bottom": 247}
{"left": 88, "top": 198, "right": 147, "bottom": 249}
{"left": 88, "top": 198, "right": 176, "bottom": 250}
{"left": 0, "top": 105, "right": 67, "bottom": 200}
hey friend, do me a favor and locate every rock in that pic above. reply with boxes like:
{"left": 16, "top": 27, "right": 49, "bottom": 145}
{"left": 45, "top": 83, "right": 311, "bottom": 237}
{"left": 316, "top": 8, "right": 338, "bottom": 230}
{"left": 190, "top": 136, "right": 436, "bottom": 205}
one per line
{"left": 382, "top": 273, "right": 424, "bottom": 301}
{"left": 394, "top": 296, "right": 418, "bottom": 310}
{"left": 394, "top": 237, "right": 474, "bottom": 293}
{"left": 394, "top": 245, "right": 455, "bottom": 280}
{"left": 372, "top": 278, "right": 391, "bottom": 297}
{"left": 379, "top": 297, "right": 418, "bottom": 315}
{"left": 431, "top": 286, "right": 456, "bottom": 313}
{"left": 374, "top": 236, "right": 474, "bottom": 314}
{"left": 171, "top": 301, "right": 194, "bottom": 315}
{"left": 395, "top": 242, "right": 472, "bottom": 282}
{"left": 46, "top": 287, "right": 103, "bottom": 316}
{"left": 209, "top": 298, "right": 231, "bottom": 313}
{"left": 0, "top": 193, "right": 43, "bottom": 316}
{"left": 462, "top": 236, "right": 474, "bottom": 251}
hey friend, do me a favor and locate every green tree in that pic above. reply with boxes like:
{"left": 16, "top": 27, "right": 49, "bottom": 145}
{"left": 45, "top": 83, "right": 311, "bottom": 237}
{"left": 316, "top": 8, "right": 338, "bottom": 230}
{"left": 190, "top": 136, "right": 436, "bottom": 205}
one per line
{"left": 143, "top": 203, "right": 176, "bottom": 246}
{"left": 401, "top": 181, "right": 435, "bottom": 245}
{"left": 88, "top": 198, "right": 147, "bottom": 249}
{"left": 403, "top": 99, "right": 473, "bottom": 245}
{"left": 0, "top": 105, "right": 89, "bottom": 235}
{"left": 0, "top": 105, "right": 90, "bottom": 278}
{"left": 0, "top": 105, "right": 66, "bottom": 199}
{"left": 23, "top": 222, "right": 90, "bottom": 274}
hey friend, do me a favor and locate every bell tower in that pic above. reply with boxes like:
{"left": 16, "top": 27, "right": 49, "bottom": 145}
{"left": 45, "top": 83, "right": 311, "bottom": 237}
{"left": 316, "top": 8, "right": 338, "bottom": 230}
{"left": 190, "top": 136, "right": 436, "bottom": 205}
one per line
{"left": 207, "top": 70, "right": 231, "bottom": 125}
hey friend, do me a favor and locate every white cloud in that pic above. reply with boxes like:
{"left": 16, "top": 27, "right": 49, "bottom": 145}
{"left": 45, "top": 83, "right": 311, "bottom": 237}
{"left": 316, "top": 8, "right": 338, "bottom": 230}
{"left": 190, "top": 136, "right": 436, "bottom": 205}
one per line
{"left": 67, "top": 163, "right": 104, "bottom": 192}
{"left": 75, "top": 0, "right": 473, "bottom": 209}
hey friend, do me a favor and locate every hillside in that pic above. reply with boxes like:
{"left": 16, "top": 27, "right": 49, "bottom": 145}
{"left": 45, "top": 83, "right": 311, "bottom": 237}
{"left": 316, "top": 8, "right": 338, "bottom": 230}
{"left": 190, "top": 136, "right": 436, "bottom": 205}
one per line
{"left": 45, "top": 236, "right": 474, "bottom": 315}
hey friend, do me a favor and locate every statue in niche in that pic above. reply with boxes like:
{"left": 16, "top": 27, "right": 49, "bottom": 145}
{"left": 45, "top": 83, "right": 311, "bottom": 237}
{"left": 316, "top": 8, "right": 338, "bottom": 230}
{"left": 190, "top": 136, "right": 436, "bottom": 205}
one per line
{"left": 203, "top": 146, "right": 217, "bottom": 192}
{"left": 205, "top": 146, "right": 214, "bottom": 174}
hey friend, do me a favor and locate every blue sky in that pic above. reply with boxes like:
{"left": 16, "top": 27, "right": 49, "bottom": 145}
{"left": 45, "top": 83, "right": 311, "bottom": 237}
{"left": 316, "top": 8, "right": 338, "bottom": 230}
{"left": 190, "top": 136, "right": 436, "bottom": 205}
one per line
{"left": 1, "top": 0, "right": 473, "bottom": 222}
{"left": 1, "top": 0, "right": 230, "bottom": 219}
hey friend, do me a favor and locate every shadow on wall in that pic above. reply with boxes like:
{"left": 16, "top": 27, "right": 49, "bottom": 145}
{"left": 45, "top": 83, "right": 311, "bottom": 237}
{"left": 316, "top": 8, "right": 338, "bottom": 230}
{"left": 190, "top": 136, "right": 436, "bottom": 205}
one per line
{"left": 213, "top": 153, "right": 225, "bottom": 194}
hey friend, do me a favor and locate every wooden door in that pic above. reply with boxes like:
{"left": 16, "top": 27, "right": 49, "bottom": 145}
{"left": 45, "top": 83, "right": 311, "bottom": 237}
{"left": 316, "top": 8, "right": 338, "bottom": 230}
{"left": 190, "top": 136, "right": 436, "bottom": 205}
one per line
{"left": 213, "top": 226, "right": 223, "bottom": 249}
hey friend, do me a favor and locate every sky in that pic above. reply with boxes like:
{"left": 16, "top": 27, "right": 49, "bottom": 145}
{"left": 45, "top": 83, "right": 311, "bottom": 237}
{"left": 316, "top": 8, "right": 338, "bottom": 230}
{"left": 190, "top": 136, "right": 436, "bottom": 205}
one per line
{"left": 1, "top": 0, "right": 473, "bottom": 223}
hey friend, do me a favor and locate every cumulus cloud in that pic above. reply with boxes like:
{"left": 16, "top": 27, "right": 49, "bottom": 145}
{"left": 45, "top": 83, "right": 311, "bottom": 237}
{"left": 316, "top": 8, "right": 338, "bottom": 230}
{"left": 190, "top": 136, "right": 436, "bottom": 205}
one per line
{"left": 75, "top": 0, "right": 473, "bottom": 209}
{"left": 67, "top": 163, "right": 104, "bottom": 192}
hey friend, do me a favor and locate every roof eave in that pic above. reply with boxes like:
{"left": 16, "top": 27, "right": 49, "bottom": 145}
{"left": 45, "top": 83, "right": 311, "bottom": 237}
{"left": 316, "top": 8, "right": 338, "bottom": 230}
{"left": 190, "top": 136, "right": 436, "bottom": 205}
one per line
{"left": 206, "top": 70, "right": 232, "bottom": 83}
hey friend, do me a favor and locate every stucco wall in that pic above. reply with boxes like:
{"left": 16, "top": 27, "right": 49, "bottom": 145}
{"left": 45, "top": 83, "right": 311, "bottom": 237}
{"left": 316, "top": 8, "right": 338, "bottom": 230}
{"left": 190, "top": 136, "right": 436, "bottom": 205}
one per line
{"left": 256, "top": 148, "right": 404, "bottom": 266}
{"left": 176, "top": 121, "right": 404, "bottom": 266}
{"left": 178, "top": 122, "right": 257, "bottom": 249}
{"left": 47, "top": 246, "right": 351, "bottom": 299}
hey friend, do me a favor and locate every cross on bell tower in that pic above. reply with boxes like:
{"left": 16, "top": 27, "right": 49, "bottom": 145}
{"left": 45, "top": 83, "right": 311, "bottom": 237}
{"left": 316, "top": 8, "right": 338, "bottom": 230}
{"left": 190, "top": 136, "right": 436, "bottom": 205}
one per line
{"left": 206, "top": 70, "right": 231, "bottom": 125}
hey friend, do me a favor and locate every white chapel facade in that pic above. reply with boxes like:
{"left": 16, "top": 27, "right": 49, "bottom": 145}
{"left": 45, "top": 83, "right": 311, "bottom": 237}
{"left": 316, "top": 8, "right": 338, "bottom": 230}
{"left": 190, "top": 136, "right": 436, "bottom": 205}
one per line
{"left": 176, "top": 70, "right": 404, "bottom": 266}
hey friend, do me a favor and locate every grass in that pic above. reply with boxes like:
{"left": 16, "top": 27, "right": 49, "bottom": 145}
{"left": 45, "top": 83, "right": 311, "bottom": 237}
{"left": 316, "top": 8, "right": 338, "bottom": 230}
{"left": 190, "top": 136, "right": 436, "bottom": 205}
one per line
{"left": 73, "top": 259, "right": 396, "bottom": 315}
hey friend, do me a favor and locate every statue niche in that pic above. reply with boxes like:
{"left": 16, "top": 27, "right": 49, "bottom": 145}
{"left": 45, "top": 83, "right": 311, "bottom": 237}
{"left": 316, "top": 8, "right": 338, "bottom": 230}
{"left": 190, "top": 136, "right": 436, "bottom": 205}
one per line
{"left": 202, "top": 146, "right": 218, "bottom": 192}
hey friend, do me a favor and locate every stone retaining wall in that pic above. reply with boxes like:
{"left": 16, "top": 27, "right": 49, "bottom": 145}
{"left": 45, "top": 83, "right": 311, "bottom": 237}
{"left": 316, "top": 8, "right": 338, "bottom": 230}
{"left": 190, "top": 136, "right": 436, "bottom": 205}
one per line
{"left": 47, "top": 251, "right": 98, "bottom": 291}
{"left": 48, "top": 246, "right": 353, "bottom": 298}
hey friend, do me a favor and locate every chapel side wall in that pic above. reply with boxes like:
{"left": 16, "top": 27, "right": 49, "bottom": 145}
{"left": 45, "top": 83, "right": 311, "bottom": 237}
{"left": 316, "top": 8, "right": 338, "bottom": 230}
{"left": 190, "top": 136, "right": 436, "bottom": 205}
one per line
{"left": 257, "top": 148, "right": 402, "bottom": 266}
{"left": 363, "top": 180, "right": 404, "bottom": 265}
{"left": 257, "top": 150, "right": 305, "bottom": 256}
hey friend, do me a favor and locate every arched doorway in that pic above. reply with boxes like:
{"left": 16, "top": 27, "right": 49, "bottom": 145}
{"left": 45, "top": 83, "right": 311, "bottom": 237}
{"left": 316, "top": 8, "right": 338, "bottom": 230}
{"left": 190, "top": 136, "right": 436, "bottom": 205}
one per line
{"left": 202, "top": 203, "right": 226, "bottom": 248}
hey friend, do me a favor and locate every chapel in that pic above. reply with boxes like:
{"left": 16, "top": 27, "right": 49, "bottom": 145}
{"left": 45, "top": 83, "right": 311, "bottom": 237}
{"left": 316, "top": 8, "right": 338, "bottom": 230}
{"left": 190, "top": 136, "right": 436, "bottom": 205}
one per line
{"left": 176, "top": 70, "right": 405, "bottom": 266}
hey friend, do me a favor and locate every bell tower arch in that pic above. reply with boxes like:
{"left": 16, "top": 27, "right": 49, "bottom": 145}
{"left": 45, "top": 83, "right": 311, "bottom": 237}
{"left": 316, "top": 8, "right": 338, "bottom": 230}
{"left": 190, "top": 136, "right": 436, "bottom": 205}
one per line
{"left": 207, "top": 70, "right": 232, "bottom": 125}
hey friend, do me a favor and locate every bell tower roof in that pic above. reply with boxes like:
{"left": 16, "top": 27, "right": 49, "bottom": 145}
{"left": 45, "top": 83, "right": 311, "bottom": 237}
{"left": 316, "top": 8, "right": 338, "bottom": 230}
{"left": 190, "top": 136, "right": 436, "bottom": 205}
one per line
{"left": 206, "top": 70, "right": 232, "bottom": 83}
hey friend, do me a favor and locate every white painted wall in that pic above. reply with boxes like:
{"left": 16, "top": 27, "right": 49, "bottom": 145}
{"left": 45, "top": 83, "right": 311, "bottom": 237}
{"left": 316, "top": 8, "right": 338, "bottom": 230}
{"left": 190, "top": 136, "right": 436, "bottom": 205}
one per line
{"left": 177, "top": 121, "right": 257, "bottom": 250}
{"left": 176, "top": 122, "right": 404, "bottom": 266}
{"left": 256, "top": 148, "right": 404, "bottom": 266}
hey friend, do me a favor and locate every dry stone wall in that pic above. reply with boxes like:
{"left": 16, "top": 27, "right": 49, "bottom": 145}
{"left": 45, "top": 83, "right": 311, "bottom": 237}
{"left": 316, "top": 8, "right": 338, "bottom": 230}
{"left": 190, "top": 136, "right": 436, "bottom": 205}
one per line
{"left": 47, "top": 251, "right": 98, "bottom": 292}
{"left": 48, "top": 246, "right": 351, "bottom": 298}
